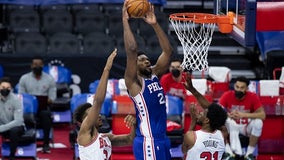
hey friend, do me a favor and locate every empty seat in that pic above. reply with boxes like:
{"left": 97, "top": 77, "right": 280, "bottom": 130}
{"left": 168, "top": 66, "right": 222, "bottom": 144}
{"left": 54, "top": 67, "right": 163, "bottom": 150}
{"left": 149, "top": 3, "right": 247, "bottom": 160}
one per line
{"left": 5, "top": 4, "right": 36, "bottom": 13}
{"left": 273, "top": 67, "right": 284, "bottom": 95}
{"left": 169, "top": 35, "right": 179, "bottom": 54}
{"left": 155, "top": 10, "right": 169, "bottom": 30}
{"left": 139, "top": 11, "right": 169, "bottom": 37}
{"left": 8, "top": 9, "right": 40, "bottom": 33}
{"left": 39, "top": 4, "right": 69, "bottom": 14}
{"left": 83, "top": 32, "right": 115, "bottom": 55}
{"left": 4, "top": 4, "right": 37, "bottom": 26}
{"left": 115, "top": 34, "right": 145, "bottom": 57}
{"left": 144, "top": 34, "right": 177, "bottom": 57}
{"left": 166, "top": 95, "right": 184, "bottom": 147}
{"left": 74, "top": 10, "right": 107, "bottom": 35}
{"left": 48, "top": 32, "right": 81, "bottom": 55}
{"left": 42, "top": 10, "right": 73, "bottom": 35}
{"left": 71, "top": 3, "right": 101, "bottom": 13}
{"left": 107, "top": 14, "right": 138, "bottom": 38}
{"left": 101, "top": 3, "right": 122, "bottom": 14}
{"left": 145, "top": 35, "right": 162, "bottom": 56}
{"left": 14, "top": 32, "right": 47, "bottom": 55}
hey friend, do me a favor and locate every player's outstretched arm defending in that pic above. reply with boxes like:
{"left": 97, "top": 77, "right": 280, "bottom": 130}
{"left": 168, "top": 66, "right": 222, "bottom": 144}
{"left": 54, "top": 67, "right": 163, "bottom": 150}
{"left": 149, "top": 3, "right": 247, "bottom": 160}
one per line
{"left": 183, "top": 72, "right": 211, "bottom": 109}
{"left": 77, "top": 48, "right": 117, "bottom": 146}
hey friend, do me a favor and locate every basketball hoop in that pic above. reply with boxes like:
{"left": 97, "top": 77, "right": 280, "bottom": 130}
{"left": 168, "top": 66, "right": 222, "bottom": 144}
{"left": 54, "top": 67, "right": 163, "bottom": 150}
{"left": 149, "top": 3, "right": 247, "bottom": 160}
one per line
{"left": 169, "top": 13, "right": 233, "bottom": 71}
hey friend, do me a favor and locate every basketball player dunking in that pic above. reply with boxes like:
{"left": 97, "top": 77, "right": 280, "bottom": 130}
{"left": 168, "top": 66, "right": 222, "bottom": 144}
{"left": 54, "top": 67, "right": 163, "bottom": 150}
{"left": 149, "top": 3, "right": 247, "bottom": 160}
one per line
{"left": 122, "top": 0, "right": 173, "bottom": 159}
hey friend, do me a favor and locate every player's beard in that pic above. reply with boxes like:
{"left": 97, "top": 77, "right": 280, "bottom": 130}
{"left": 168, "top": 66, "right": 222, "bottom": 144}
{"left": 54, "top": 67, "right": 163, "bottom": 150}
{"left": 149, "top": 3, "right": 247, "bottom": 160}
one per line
{"left": 140, "top": 68, "right": 152, "bottom": 77}
{"left": 196, "top": 119, "right": 203, "bottom": 126}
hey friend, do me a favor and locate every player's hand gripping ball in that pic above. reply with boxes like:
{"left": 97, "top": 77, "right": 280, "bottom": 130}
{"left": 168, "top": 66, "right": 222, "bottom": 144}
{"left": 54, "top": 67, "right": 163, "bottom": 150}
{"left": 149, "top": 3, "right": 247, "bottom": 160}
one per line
{"left": 126, "top": 0, "right": 150, "bottom": 18}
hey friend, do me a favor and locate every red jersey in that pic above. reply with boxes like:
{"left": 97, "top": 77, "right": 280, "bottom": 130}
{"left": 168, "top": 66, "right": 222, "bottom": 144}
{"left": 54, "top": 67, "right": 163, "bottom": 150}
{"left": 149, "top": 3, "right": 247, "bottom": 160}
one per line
{"left": 160, "top": 72, "right": 187, "bottom": 99}
{"left": 219, "top": 91, "right": 262, "bottom": 124}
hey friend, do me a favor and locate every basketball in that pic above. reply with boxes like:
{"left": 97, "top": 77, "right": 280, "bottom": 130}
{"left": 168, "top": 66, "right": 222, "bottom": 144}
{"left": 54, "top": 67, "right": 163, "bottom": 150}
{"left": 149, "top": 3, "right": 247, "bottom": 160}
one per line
{"left": 127, "top": 0, "right": 150, "bottom": 18}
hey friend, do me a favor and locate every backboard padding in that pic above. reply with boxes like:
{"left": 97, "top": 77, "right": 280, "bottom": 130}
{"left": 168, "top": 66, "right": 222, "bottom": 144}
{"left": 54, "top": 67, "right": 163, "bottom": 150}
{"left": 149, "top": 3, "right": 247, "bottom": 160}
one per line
{"left": 214, "top": 0, "right": 256, "bottom": 47}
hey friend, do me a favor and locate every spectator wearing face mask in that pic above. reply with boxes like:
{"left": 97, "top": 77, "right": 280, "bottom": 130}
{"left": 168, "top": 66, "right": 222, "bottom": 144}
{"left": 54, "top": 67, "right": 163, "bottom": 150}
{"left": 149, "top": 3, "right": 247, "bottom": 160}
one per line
{"left": 18, "top": 56, "right": 56, "bottom": 154}
{"left": 0, "top": 77, "right": 25, "bottom": 160}
{"left": 219, "top": 76, "right": 266, "bottom": 160}
{"left": 160, "top": 58, "right": 187, "bottom": 99}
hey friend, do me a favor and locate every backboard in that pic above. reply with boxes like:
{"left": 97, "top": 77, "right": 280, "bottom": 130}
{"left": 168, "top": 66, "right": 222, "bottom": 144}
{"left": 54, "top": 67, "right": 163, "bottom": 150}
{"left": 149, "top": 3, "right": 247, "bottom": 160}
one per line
{"left": 214, "top": 0, "right": 257, "bottom": 47}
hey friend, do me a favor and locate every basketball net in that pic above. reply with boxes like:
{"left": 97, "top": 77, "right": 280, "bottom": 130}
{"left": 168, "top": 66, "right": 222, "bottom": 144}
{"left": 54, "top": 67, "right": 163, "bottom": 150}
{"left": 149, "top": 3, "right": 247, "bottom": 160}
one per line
{"left": 169, "top": 14, "right": 217, "bottom": 71}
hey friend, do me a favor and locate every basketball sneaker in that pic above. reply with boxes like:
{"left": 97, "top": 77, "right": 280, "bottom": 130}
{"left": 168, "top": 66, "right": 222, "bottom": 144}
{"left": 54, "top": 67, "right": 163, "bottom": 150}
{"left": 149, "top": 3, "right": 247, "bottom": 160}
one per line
{"left": 222, "top": 152, "right": 235, "bottom": 160}
{"left": 42, "top": 143, "right": 51, "bottom": 153}
{"left": 244, "top": 154, "right": 255, "bottom": 160}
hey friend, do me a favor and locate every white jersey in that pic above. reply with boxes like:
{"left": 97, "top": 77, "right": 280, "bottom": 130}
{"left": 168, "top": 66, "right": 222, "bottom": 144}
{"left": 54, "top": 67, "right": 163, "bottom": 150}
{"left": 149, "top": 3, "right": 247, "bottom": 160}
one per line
{"left": 186, "top": 130, "right": 225, "bottom": 160}
{"left": 78, "top": 133, "right": 112, "bottom": 160}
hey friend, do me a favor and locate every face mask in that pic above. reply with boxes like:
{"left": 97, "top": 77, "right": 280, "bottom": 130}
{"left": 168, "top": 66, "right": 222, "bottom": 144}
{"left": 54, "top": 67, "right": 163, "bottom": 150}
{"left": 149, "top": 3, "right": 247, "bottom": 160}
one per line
{"left": 0, "top": 89, "right": 10, "bottom": 97}
{"left": 32, "top": 66, "right": 43, "bottom": 76}
{"left": 171, "top": 69, "right": 181, "bottom": 78}
{"left": 235, "top": 91, "right": 245, "bottom": 99}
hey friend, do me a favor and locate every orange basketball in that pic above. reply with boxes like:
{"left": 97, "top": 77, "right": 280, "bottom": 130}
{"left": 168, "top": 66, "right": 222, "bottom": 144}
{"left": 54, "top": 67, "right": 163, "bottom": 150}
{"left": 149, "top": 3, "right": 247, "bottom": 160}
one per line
{"left": 127, "top": 0, "right": 150, "bottom": 18}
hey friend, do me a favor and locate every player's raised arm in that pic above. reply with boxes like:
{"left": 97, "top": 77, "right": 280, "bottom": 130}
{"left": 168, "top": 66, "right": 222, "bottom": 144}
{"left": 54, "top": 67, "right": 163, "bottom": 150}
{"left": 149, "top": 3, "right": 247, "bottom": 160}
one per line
{"left": 122, "top": 0, "right": 139, "bottom": 90}
{"left": 143, "top": 5, "right": 172, "bottom": 77}
{"left": 183, "top": 72, "right": 211, "bottom": 109}
{"left": 77, "top": 49, "right": 117, "bottom": 145}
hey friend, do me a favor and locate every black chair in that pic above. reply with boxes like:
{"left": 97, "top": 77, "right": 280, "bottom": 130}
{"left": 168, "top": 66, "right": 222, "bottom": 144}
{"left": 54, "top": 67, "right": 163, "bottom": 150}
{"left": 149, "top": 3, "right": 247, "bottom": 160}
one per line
{"left": 155, "top": 10, "right": 169, "bottom": 31}
{"left": 4, "top": 4, "right": 36, "bottom": 11}
{"left": 138, "top": 11, "right": 169, "bottom": 37}
{"left": 8, "top": 9, "right": 40, "bottom": 33}
{"left": 74, "top": 10, "right": 107, "bottom": 36}
{"left": 71, "top": 3, "right": 101, "bottom": 13}
{"left": 1, "top": 93, "right": 38, "bottom": 160}
{"left": 48, "top": 32, "right": 81, "bottom": 55}
{"left": 39, "top": 4, "right": 69, "bottom": 13}
{"left": 115, "top": 34, "right": 146, "bottom": 57}
{"left": 83, "top": 32, "right": 115, "bottom": 55}
{"left": 14, "top": 32, "right": 47, "bottom": 55}
{"left": 4, "top": 4, "right": 37, "bottom": 23}
{"left": 144, "top": 34, "right": 177, "bottom": 57}
{"left": 107, "top": 13, "right": 139, "bottom": 38}
{"left": 101, "top": 3, "right": 122, "bottom": 14}
{"left": 42, "top": 10, "right": 73, "bottom": 36}
{"left": 145, "top": 35, "right": 162, "bottom": 56}
{"left": 169, "top": 35, "right": 179, "bottom": 54}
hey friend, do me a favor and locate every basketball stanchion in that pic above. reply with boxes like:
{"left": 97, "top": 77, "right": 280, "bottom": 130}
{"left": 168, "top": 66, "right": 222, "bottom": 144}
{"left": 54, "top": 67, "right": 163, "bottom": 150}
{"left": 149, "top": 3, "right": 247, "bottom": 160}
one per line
{"left": 169, "top": 12, "right": 233, "bottom": 71}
